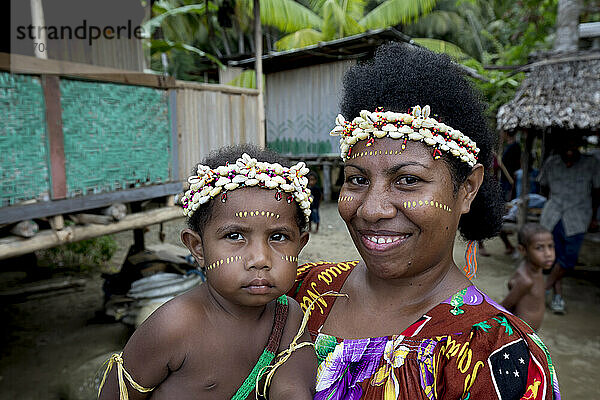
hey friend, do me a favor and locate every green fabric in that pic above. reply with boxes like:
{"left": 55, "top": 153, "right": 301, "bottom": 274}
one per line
{"left": 231, "top": 295, "right": 287, "bottom": 400}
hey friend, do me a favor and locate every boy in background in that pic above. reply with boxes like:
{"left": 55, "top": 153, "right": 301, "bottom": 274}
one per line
{"left": 501, "top": 223, "right": 555, "bottom": 330}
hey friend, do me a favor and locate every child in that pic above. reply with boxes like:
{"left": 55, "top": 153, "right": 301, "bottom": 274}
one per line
{"left": 98, "top": 145, "right": 317, "bottom": 399}
{"left": 501, "top": 223, "right": 555, "bottom": 330}
{"left": 307, "top": 172, "right": 322, "bottom": 233}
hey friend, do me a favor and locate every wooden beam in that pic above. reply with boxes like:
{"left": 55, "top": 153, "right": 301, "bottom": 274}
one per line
{"left": 175, "top": 80, "right": 259, "bottom": 95}
{"left": 42, "top": 75, "right": 67, "bottom": 199}
{"left": 0, "top": 182, "right": 182, "bottom": 225}
{"left": 0, "top": 53, "right": 176, "bottom": 88}
{"left": 0, "top": 206, "right": 183, "bottom": 260}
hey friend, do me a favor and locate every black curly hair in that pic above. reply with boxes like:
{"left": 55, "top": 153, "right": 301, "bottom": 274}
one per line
{"left": 186, "top": 144, "right": 308, "bottom": 235}
{"left": 340, "top": 42, "right": 503, "bottom": 240}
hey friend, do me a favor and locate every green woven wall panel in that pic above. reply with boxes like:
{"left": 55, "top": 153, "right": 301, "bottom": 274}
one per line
{"left": 0, "top": 72, "right": 50, "bottom": 206}
{"left": 60, "top": 79, "right": 171, "bottom": 196}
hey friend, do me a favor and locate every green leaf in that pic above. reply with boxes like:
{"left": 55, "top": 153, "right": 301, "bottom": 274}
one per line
{"left": 275, "top": 28, "right": 325, "bottom": 50}
{"left": 150, "top": 39, "right": 224, "bottom": 68}
{"left": 359, "top": 0, "right": 437, "bottom": 30}
{"left": 238, "top": 0, "right": 322, "bottom": 33}
{"left": 143, "top": 4, "right": 217, "bottom": 36}
{"left": 227, "top": 69, "right": 257, "bottom": 88}
{"left": 412, "top": 38, "right": 469, "bottom": 60}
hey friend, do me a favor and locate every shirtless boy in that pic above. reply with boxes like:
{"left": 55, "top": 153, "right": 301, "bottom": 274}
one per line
{"left": 99, "top": 145, "right": 316, "bottom": 399}
{"left": 501, "top": 223, "right": 555, "bottom": 330}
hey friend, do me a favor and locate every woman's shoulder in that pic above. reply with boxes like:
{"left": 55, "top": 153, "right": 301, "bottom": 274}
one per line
{"left": 424, "top": 286, "right": 560, "bottom": 400}
{"left": 289, "top": 260, "right": 359, "bottom": 298}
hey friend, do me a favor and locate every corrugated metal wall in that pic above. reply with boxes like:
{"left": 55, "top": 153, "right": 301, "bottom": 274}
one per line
{"left": 176, "top": 82, "right": 260, "bottom": 179}
{"left": 265, "top": 60, "right": 355, "bottom": 156}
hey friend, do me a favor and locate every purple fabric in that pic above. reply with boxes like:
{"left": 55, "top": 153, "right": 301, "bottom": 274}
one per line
{"left": 315, "top": 336, "right": 388, "bottom": 400}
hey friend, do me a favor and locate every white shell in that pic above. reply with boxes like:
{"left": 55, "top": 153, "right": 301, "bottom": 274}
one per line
{"left": 198, "top": 195, "right": 210, "bottom": 205}
{"left": 408, "top": 132, "right": 422, "bottom": 141}
{"left": 264, "top": 180, "right": 278, "bottom": 189}
{"left": 224, "top": 182, "right": 239, "bottom": 190}
{"left": 245, "top": 178, "right": 259, "bottom": 186}
{"left": 374, "top": 130, "right": 387, "bottom": 138}
{"left": 388, "top": 130, "right": 402, "bottom": 139}
{"left": 357, "top": 131, "right": 369, "bottom": 140}
{"left": 232, "top": 175, "right": 247, "bottom": 183}
{"left": 420, "top": 128, "right": 433, "bottom": 138}
{"left": 215, "top": 177, "right": 231, "bottom": 186}
{"left": 272, "top": 176, "right": 286, "bottom": 185}
{"left": 424, "top": 137, "right": 436, "bottom": 145}
{"left": 336, "top": 114, "right": 346, "bottom": 126}
{"left": 382, "top": 124, "right": 397, "bottom": 132}
{"left": 209, "top": 187, "right": 222, "bottom": 197}
{"left": 331, "top": 125, "right": 344, "bottom": 136}
{"left": 256, "top": 173, "right": 270, "bottom": 181}
{"left": 192, "top": 192, "right": 201, "bottom": 203}
{"left": 280, "top": 184, "right": 294, "bottom": 192}
{"left": 348, "top": 136, "right": 358, "bottom": 145}
{"left": 216, "top": 166, "right": 229, "bottom": 176}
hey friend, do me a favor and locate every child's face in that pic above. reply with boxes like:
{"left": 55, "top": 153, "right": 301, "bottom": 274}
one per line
{"left": 182, "top": 187, "right": 309, "bottom": 307}
{"left": 523, "top": 232, "right": 555, "bottom": 270}
{"left": 308, "top": 175, "right": 317, "bottom": 186}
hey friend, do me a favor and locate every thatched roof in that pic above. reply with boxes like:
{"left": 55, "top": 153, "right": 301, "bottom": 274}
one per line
{"left": 497, "top": 52, "right": 600, "bottom": 132}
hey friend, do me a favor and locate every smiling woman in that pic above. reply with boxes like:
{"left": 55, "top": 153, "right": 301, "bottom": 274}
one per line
{"left": 290, "top": 43, "right": 561, "bottom": 400}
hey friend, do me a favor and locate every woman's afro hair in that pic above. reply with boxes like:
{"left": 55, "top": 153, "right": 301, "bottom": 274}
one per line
{"left": 340, "top": 42, "right": 503, "bottom": 240}
{"left": 186, "top": 144, "right": 307, "bottom": 235}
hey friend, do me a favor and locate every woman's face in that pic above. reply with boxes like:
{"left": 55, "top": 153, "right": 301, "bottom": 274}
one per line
{"left": 338, "top": 138, "right": 479, "bottom": 280}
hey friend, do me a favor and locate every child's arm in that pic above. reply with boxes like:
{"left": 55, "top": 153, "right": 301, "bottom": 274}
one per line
{"left": 98, "top": 299, "right": 188, "bottom": 400}
{"left": 500, "top": 271, "right": 533, "bottom": 311}
{"left": 267, "top": 297, "right": 317, "bottom": 400}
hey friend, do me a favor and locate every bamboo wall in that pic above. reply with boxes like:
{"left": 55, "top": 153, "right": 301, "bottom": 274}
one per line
{"left": 175, "top": 81, "right": 260, "bottom": 179}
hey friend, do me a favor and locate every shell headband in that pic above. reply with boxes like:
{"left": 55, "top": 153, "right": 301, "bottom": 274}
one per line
{"left": 330, "top": 105, "right": 479, "bottom": 166}
{"left": 181, "top": 153, "right": 313, "bottom": 222}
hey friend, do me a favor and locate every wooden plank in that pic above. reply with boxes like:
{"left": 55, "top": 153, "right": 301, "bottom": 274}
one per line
{"left": 0, "top": 182, "right": 182, "bottom": 225}
{"left": 0, "top": 53, "right": 176, "bottom": 88}
{"left": 42, "top": 75, "right": 67, "bottom": 199}
{"left": 0, "top": 206, "right": 183, "bottom": 260}
{"left": 175, "top": 80, "right": 259, "bottom": 95}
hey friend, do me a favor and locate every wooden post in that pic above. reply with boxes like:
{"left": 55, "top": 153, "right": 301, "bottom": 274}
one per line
{"left": 517, "top": 130, "right": 535, "bottom": 228}
{"left": 322, "top": 163, "right": 332, "bottom": 202}
{"left": 254, "top": 0, "right": 265, "bottom": 148}
{"left": 42, "top": 75, "right": 67, "bottom": 199}
{"left": 131, "top": 202, "right": 145, "bottom": 252}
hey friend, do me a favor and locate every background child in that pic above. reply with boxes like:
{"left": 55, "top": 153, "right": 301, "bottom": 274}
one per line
{"left": 98, "top": 145, "right": 316, "bottom": 399}
{"left": 307, "top": 172, "right": 322, "bottom": 233}
{"left": 501, "top": 223, "right": 555, "bottom": 330}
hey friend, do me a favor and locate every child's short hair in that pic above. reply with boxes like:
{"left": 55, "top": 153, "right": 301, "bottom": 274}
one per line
{"left": 517, "top": 223, "right": 551, "bottom": 248}
{"left": 186, "top": 144, "right": 308, "bottom": 235}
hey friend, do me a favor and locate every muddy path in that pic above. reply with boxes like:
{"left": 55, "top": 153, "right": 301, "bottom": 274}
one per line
{"left": 0, "top": 202, "right": 598, "bottom": 399}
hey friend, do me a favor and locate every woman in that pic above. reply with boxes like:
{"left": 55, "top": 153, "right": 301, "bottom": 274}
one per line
{"left": 291, "top": 43, "right": 560, "bottom": 399}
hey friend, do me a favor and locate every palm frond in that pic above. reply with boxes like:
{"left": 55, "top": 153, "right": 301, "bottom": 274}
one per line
{"left": 150, "top": 39, "right": 224, "bottom": 67}
{"left": 321, "top": 0, "right": 364, "bottom": 39}
{"left": 238, "top": 0, "right": 322, "bottom": 33}
{"left": 144, "top": 4, "right": 217, "bottom": 36}
{"left": 411, "top": 38, "right": 469, "bottom": 60}
{"left": 227, "top": 69, "right": 257, "bottom": 88}
{"left": 275, "top": 28, "right": 324, "bottom": 50}
{"left": 359, "top": 0, "right": 437, "bottom": 30}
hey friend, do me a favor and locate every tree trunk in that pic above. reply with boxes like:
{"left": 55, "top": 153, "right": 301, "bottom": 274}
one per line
{"left": 254, "top": 0, "right": 266, "bottom": 148}
{"left": 554, "top": 0, "right": 581, "bottom": 53}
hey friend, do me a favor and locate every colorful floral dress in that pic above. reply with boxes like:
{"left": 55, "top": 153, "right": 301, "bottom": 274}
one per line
{"left": 290, "top": 262, "right": 561, "bottom": 400}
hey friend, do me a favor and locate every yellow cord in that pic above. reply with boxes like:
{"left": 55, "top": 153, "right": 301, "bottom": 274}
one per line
{"left": 255, "top": 291, "right": 348, "bottom": 399}
{"left": 97, "top": 352, "right": 155, "bottom": 400}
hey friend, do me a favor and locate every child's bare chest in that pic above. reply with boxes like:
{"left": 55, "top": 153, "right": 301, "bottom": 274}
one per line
{"left": 152, "top": 317, "right": 274, "bottom": 399}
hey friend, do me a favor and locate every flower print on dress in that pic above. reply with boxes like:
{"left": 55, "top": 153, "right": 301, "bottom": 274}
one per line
{"left": 442, "top": 286, "right": 484, "bottom": 315}
{"left": 417, "top": 338, "right": 439, "bottom": 400}
{"left": 371, "top": 335, "right": 410, "bottom": 399}
{"left": 315, "top": 336, "right": 388, "bottom": 400}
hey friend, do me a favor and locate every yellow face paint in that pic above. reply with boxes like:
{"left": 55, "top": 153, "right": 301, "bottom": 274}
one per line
{"left": 339, "top": 196, "right": 354, "bottom": 202}
{"left": 205, "top": 255, "right": 242, "bottom": 270}
{"left": 235, "top": 211, "right": 280, "bottom": 219}
{"left": 281, "top": 255, "right": 298, "bottom": 263}
{"left": 402, "top": 199, "right": 452, "bottom": 213}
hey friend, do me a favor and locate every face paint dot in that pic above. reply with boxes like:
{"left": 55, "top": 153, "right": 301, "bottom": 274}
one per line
{"left": 419, "top": 200, "right": 423, "bottom": 206}
{"left": 244, "top": 211, "right": 248, "bottom": 217}
{"left": 412, "top": 201, "right": 416, "bottom": 207}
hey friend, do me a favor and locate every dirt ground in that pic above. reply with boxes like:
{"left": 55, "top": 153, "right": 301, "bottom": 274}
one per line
{"left": 0, "top": 201, "right": 599, "bottom": 399}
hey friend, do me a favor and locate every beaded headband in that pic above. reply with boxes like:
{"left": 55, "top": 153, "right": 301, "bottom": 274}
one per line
{"left": 330, "top": 105, "right": 479, "bottom": 166}
{"left": 181, "top": 153, "right": 313, "bottom": 223}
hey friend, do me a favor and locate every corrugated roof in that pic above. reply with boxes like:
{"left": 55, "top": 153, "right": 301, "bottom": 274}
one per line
{"left": 228, "top": 27, "right": 412, "bottom": 73}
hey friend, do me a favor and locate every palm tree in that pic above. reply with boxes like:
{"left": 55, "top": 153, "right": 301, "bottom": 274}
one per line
{"left": 275, "top": 0, "right": 437, "bottom": 50}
